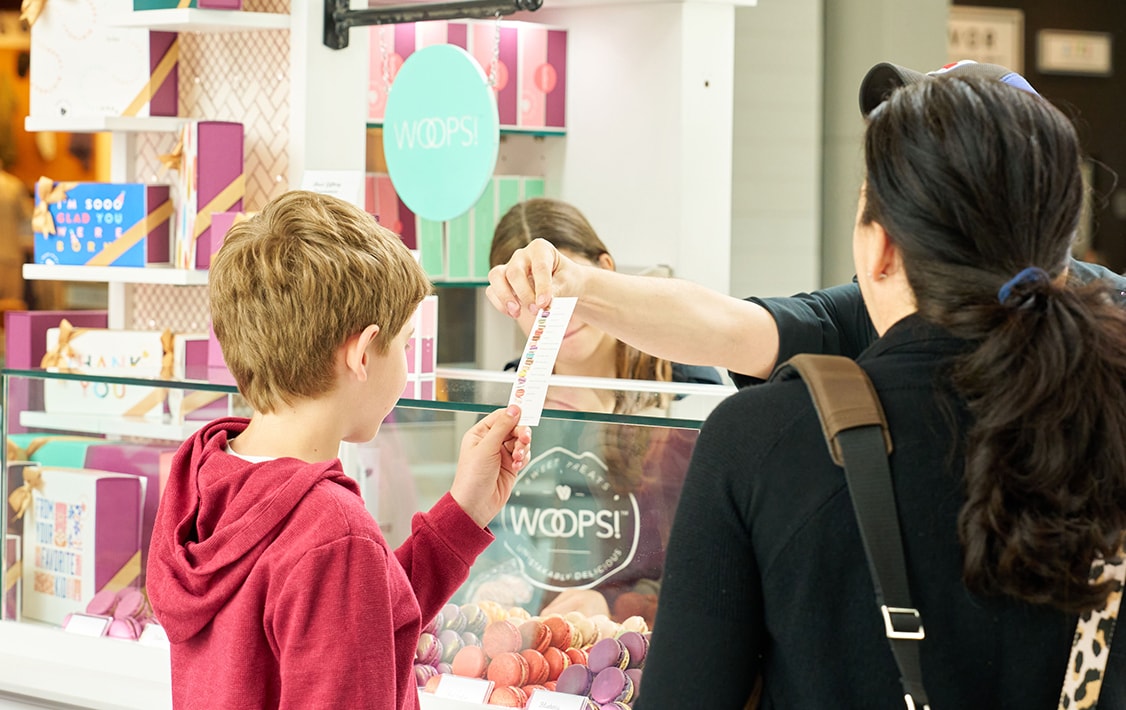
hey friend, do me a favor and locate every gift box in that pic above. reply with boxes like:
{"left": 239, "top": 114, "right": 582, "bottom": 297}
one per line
{"left": 367, "top": 21, "right": 563, "bottom": 132}
{"left": 19, "top": 467, "right": 143, "bottom": 626}
{"left": 168, "top": 334, "right": 228, "bottom": 421}
{"left": 364, "top": 174, "right": 417, "bottom": 250}
{"left": 7, "top": 435, "right": 107, "bottom": 469}
{"left": 4, "top": 310, "right": 108, "bottom": 434}
{"left": 84, "top": 444, "right": 173, "bottom": 581}
{"left": 4, "top": 534, "right": 19, "bottom": 621}
{"left": 402, "top": 295, "right": 437, "bottom": 400}
{"left": 172, "top": 121, "right": 245, "bottom": 270}
{"left": 30, "top": 1, "right": 177, "bottom": 120}
{"left": 42, "top": 325, "right": 173, "bottom": 418}
{"left": 134, "top": 0, "right": 241, "bottom": 9}
{"left": 33, "top": 180, "right": 173, "bottom": 267}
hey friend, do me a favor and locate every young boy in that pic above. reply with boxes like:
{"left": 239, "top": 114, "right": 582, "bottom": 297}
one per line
{"left": 147, "top": 190, "right": 531, "bottom": 709}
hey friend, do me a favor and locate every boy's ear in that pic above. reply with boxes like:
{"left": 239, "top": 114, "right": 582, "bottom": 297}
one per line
{"left": 343, "top": 324, "right": 381, "bottom": 380}
{"left": 596, "top": 252, "right": 615, "bottom": 272}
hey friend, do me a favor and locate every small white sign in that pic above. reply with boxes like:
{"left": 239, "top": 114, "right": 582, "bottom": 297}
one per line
{"left": 1037, "top": 30, "right": 1113, "bottom": 76}
{"left": 508, "top": 297, "right": 577, "bottom": 426}
{"left": 300, "top": 170, "right": 365, "bottom": 209}
{"left": 63, "top": 613, "right": 111, "bottom": 638}
{"left": 527, "top": 689, "right": 591, "bottom": 710}
{"left": 948, "top": 6, "right": 1024, "bottom": 72}
{"left": 138, "top": 621, "right": 171, "bottom": 648}
{"left": 432, "top": 674, "right": 494, "bottom": 703}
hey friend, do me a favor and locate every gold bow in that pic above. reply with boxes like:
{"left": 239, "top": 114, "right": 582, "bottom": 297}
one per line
{"left": 121, "top": 329, "right": 176, "bottom": 418}
{"left": 20, "top": 0, "right": 46, "bottom": 27}
{"left": 158, "top": 135, "right": 183, "bottom": 174}
{"left": 31, "top": 177, "right": 76, "bottom": 236}
{"left": 7, "top": 466, "right": 43, "bottom": 521}
{"left": 40, "top": 318, "right": 81, "bottom": 371}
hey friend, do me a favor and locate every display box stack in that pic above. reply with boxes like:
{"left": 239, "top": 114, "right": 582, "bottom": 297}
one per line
{"left": 403, "top": 295, "right": 438, "bottom": 400}
{"left": 368, "top": 20, "right": 566, "bottom": 133}
{"left": 29, "top": 0, "right": 178, "bottom": 120}
{"left": 4, "top": 534, "right": 19, "bottom": 621}
{"left": 172, "top": 120, "right": 245, "bottom": 270}
{"left": 366, "top": 174, "right": 544, "bottom": 282}
{"left": 32, "top": 180, "right": 173, "bottom": 267}
{"left": 42, "top": 321, "right": 208, "bottom": 420}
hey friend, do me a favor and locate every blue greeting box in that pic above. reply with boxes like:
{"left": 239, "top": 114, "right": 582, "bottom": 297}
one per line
{"left": 33, "top": 180, "right": 173, "bottom": 268}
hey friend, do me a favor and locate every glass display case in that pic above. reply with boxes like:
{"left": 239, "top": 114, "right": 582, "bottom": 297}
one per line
{"left": 0, "top": 366, "right": 733, "bottom": 709}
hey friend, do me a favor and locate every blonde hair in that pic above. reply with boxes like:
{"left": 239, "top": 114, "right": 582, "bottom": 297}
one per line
{"left": 209, "top": 190, "right": 432, "bottom": 413}
{"left": 491, "top": 198, "right": 672, "bottom": 413}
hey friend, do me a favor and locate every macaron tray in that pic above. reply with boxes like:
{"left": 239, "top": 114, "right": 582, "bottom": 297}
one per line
{"left": 416, "top": 600, "right": 649, "bottom": 709}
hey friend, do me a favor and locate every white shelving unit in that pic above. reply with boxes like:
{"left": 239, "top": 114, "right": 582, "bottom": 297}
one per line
{"left": 108, "top": 8, "right": 290, "bottom": 32}
{"left": 23, "top": 116, "right": 185, "bottom": 134}
{"left": 20, "top": 411, "right": 208, "bottom": 442}
{"left": 22, "top": 264, "right": 210, "bottom": 286}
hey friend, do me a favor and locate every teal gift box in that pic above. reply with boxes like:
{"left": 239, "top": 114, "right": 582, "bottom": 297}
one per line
{"left": 33, "top": 180, "right": 172, "bottom": 268}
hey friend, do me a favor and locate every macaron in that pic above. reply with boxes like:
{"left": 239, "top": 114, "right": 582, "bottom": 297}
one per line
{"left": 415, "top": 632, "right": 443, "bottom": 666}
{"left": 482, "top": 619, "right": 523, "bottom": 659}
{"left": 543, "top": 646, "right": 571, "bottom": 681}
{"left": 555, "top": 663, "right": 595, "bottom": 696}
{"left": 106, "top": 616, "right": 141, "bottom": 641}
{"left": 413, "top": 663, "right": 439, "bottom": 686}
{"left": 422, "top": 674, "right": 442, "bottom": 694}
{"left": 460, "top": 602, "right": 489, "bottom": 636}
{"left": 587, "top": 637, "right": 630, "bottom": 673}
{"left": 437, "top": 629, "right": 464, "bottom": 664}
{"left": 436, "top": 662, "right": 452, "bottom": 675}
{"left": 618, "top": 615, "right": 649, "bottom": 634}
{"left": 591, "top": 667, "right": 634, "bottom": 705}
{"left": 543, "top": 615, "right": 575, "bottom": 649}
{"left": 113, "top": 588, "right": 146, "bottom": 620}
{"left": 451, "top": 645, "right": 488, "bottom": 679}
{"left": 522, "top": 684, "right": 549, "bottom": 700}
{"left": 565, "top": 611, "right": 597, "bottom": 647}
{"left": 599, "top": 703, "right": 631, "bottom": 710}
{"left": 85, "top": 588, "right": 117, "bottom": 616}
{"left": 441, "top": 603, "right": 467, "bottom": 633}
{"left": 477, "top": 599, "right": 508, "bottom": 623}
{"left": 617, "top": 630, "right": 648, "bottom": 670}
{"left": 423, "top": 609, "right": 444, "bottom": 636}
{"left": 626, "top": 668, "right": 643, "bottom": 699}
{"left": 520, "top": 649, "right": 550, "bottom": 685}
{"left": 565, "top": 646, "right": 589, "bottom": 667}
{"left": 590, "top": 614, "right": 620, "bottom": 643}
{"left": 488, "top": 686, "right": 528, "bottom": 708}
{"left": 460, "top": 631, "right": 481, "bottom": 649}
{"left": 487, "top": 651, "right": 530, "bottom": 687}
{"left": 518, "top": 619, "right": 552, "bottom": 653}
{"left": 507, "top": 606, "right": 532, "bottom": 622}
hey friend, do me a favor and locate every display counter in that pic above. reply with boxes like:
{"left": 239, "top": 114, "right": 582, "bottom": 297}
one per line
{"left": 0, "top": 367, "right": 734, "bottom": 708}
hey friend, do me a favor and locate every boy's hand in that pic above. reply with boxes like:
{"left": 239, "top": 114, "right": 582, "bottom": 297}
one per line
{"left": 450, "top": 405, "right": 532, "bottom": 528}
{"left": 486, "top": 238, "right": 583, "bottom": 318}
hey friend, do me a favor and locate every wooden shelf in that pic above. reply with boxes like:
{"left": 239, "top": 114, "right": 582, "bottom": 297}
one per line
{"left": 108, "top": 8, "right": 291, "bottom": 32}
{"left": 24, "top": 115, "right": 184, "bottom": 134}
{"left": 23, "top": 264, "right": 210, "bottom": 286}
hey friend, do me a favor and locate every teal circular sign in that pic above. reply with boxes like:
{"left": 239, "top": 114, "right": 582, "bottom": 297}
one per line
{"left": 383, "top": 44, "right": 500, "bottom": 222}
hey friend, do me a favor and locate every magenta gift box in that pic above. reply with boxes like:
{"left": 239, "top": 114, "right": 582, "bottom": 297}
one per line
{"left": 4, "top": 534, "right": 19, "bottom": 621}
{"left": 21, "top": 467, "right": 143, "bottom": 626}
{"left": 4, "top": 310, "right": 108, "bottom": 434}
{"left": 84, "top": 444, "right": 174, "bottom": 582}
{"left": 364, "top": 173, "right": 417, "bottom": 250}
{"left": 174, "top": 121, "right": 245, "bottom": 270}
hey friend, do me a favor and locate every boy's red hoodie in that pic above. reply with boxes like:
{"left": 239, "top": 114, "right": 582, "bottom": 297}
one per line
{"left": 147, "top": 417, "right": 493, "bottom": 709}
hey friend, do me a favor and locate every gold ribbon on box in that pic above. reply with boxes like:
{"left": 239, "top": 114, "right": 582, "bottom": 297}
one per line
{"left": 40, "top": 318, "right": 85, "bottom": 371}
{"left": 86, "top": 199, "right": 174, "bottom": 267}
{"left": 31, "top": 177, "right": 78, "bottom": 237}
{"left": 193, "top": 174, "right": 247, "bottom": 241}
{"left": 6, "top": 435, "right": 102, "bottom": 463}
{"left": 122, "top": 37, "right": 180, "bottom": 118}
{"left": 158, "top": 135, "right": 184, "bottom": 175}
{"left": 99, "top": 551, "right": 142, "bottom": 594}
{"left": 19, "top": 0, "right": 45, "bottom": 27}
{"left": 121, "top": 329, "right": 175, "bottom": 418}
{"left": 7, "top": 466, "right": 43, "bottom": 521}
{"left": 4, "top": 560, "right": 19, "bottom": 594}
{"left": 177, "top": 391, "right": 227, "bottom": 418}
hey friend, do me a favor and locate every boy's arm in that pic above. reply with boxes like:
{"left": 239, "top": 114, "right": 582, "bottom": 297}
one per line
{"left": 272, "top": 536, "right": 406, "bottom": 710}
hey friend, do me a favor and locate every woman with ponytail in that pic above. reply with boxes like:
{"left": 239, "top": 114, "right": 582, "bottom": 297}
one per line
{"left": 639, "top": 76, "right": 1126, "bottom": 708}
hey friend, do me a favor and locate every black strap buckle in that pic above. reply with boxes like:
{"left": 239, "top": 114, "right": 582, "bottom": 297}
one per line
{"left": 881, "top": 605, "right": 925, "bottom": 640}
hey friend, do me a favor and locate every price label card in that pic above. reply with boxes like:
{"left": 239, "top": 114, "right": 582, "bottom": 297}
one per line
{"left": 527, "top": 688, "right": 591, "bottom": 710}
{"left": 300, "top": 170, "right": 364, "bottom": 209}
{"left": 432, "top": 674, "right": 494, "bottom": 703}
{"left": 508, "top": 297, "right": 577, "bottom": 426}
{"left": 62, "top": 613, "right": 112, "bottom": 638}
{"left": 138, "top": 621, "right": 171, "bottom": 648}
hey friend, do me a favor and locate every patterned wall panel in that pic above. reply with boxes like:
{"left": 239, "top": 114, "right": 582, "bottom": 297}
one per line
{"left": 131, "top": 284, "right": 211, "bottom": 333}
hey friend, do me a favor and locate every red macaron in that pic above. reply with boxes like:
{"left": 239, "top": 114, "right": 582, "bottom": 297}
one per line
{"left": 482, "top": 619, "right": 523, "bottom": 659}
{"left": 486, "top": 651, "right": 530, "bottom": 688}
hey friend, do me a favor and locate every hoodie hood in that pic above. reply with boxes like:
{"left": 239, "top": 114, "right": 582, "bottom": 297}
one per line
{"left": 146, "top": 417, "right": 361, "bottom": 643}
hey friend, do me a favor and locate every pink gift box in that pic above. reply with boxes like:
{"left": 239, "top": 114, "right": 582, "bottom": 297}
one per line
{"left": 174, "top": 121, "right": 245, "bottom": 270}
{"left": 4, "top": 310, "right": 108, "bottom": 434}
{"left": 21, "top": 467, "right": 143, "bottom": 626}
{"left": 364, "top": 173, "right": 417, "bottom": 250}
{"left": 517, "top": 26, "right": 566, "bottom": 130}
{"left": 4, "top": 534, "right": 19, "bottom": 621}
{"left": 84, "top": 444, "right": 174, "bottom": 583}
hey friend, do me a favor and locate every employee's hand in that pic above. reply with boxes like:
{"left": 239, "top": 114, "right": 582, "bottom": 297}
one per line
{"left": 450, "top": 405, "right": 532, "bottom": 528}
{"left": 486, "top": 238, "right": 585, "bottom": 317}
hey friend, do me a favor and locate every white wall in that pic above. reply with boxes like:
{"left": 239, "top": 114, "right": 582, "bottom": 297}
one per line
{"left": 729, "top": 0, "right": 822, "bottom": 299}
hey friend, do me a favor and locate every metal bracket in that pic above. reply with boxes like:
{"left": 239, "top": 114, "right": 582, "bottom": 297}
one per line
{"left": 324, "top": 0, "right": 543, "bottom": 50}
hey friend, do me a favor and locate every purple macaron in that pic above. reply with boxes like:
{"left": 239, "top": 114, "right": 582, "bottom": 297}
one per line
{"left": 555, "top": 663, "right": 595, "bottom": 696}
{"left": 591, "top": 666, "right": 634, "bottom": 704}
{"left": 617, "top": 630, "right": 648, "bottom": 670}
{"left": 587, "top": 637, "right": 630, "bottom": 673}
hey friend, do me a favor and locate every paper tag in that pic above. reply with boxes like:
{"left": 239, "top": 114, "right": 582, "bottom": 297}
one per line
{"left": 433, "top": 674, "right": 494, "bottom": 703}
{"left": 508, "top": 297, "right": 577, "bottom": 426}
{"left": 300, "top": 170, "right": 365, "bottom": 209}
{"left": 138, "top": 622, "right": 171, "bottom": 648}
{"left": 62, "top": 613, "right": 112, "bottom": 638}
{"left": 527, "top": 688, "right": 591, "bottom": 710}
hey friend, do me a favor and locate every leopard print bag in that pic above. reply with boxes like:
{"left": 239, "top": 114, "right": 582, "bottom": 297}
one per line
{"left": 1058, "top": 550, "right": 1126, "bottom": 710}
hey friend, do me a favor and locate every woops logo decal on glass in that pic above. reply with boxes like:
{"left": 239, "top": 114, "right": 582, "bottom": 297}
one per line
{"left": 501, "top": 446, "right": 640, "bottom": 592}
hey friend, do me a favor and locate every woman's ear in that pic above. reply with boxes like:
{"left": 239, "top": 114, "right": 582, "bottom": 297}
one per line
{"left": 342, "top": 324, "right": 381, "bottom": 380}
{"left": 597, "top": 252, "right": 615, "bottom": 271}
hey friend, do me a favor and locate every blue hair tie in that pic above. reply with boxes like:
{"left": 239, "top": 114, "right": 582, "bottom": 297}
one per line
{"left": 997, "top": 266, "right": 1050, "bottom": 306}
